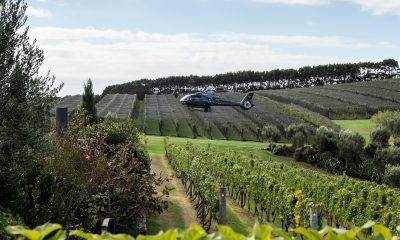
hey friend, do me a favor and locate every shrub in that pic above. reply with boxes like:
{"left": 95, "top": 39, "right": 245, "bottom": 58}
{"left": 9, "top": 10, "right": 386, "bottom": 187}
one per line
{"left": 371, "top": 111, "right": 400, "bottom": 137}
{"left": 382, "top": 165, "right": 400, "bottom": 188}
{"left": 337, "top": 130, "right": 365, "bottom": 171}
{"left": 365, "top": 142, "right": 380, "bottom": 158}
{"left": 370, "top": 125, "right": 390, "bottom": 147}
{"left": 262, "top": 125, "right": 281, "bottom": 142}
{"left": 394, "top": 138, "right": 400, "bottom": 147}
{"left": 312, "top": 152, "right": 341, "bottom": 174}
{"left": 292, "top": 132, "right": 307, "bottom": 148}
{"left": 285, "top": 124, "right": 308, "bottom": 140}
{"left": 375, "top": 147, "right": 400, "bottom": 166}
{"left": 314, "top": 126, "right": 338, "bottom": 153}
{"left": 43, "top": 113, "right": 167, "bottom": 232}
{"left": 293, "top": 148, "right": 303, "bottom": 161}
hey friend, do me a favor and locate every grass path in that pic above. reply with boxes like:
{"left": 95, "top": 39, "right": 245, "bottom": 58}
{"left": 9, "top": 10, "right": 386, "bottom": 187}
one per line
{"left": 146, "top": 135, "right": 262, "bottom": 234}
{"left": 148, "top": 154, "right": 199, "bottom": 234}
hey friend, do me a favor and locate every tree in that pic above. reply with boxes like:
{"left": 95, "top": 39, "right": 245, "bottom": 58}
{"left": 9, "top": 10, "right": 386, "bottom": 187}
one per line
{"left": 315, "top": 126, "right": 338, "bottom": 153}
{"left": 0, "top": 0, "right": 62, "bottom": 224}
{"left": 262, "top": 124, "right": 281, "bottom": 142}
{"left": 80, "top": 78, "right": 98, "bottom": 124}
{"left": 337, "top": 130, "right": 365, "bottom": 172}
{"left": 370, "top": 125, "right": 390, "bottom": 147}
{"left": 371, "top": 111, "right": 400, "bottom": 137}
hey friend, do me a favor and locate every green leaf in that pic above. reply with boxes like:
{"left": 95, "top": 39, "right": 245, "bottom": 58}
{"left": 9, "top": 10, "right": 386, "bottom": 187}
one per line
{"left": 295, "top": 227, "right": 323, "bottom": 240}
{"left": 70, "top": 230, "right": 100, "bottom": 240}
{"left": 47, "top": 230, "right": 67, "bottom": 240}
{"left": 179, "top": 224, "right": 207, "bottom": 240}
{"left": 373, "top": 224, "right": 392, "bottom": 240}
{"left": 36, "top": 223, "right": 62, "bottom": 240}
{"left": 216, "top": 225, "right": 243, "bottom": 240}
{"left": 252, "top": 221, "right": 273, "bottom": 240}
{"left": 5, "top": 225, "right": 28, "bottom": 235}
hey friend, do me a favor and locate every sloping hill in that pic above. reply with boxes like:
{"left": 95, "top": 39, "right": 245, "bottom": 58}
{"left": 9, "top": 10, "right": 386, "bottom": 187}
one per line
{"left": 258, "top": 78, "right": 400, "bottom": 119}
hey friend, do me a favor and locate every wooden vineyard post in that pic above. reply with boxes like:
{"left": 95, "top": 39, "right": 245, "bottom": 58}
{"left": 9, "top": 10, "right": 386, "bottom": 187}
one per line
{"left": 56, "top": 106, "right": 68, "bottom": 137}
{"left": 310, "top": 207, "right": 319, "bottom": 230}
{"left": 219, "top": 186, "right": 227, "bottom": 225}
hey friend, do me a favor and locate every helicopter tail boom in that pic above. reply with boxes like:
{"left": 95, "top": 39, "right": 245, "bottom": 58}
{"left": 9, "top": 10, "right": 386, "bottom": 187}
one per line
{"left": 240, "top": 93, "right": 254, "bottom": 110}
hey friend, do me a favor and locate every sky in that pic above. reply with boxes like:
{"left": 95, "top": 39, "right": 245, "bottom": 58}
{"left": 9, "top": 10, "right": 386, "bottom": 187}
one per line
{"left": 24, "top": 0, "right": 400, "bottom": 96}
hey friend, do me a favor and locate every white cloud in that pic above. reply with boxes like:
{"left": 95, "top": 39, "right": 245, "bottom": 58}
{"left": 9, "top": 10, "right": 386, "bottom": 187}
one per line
{"left": 252, "top": 0, "right": 400, "bottom": 15}
{"left": 346, "top": 0, "right": 400, "bottom": 16}
{"left": 26, "top": 6, "right": 52, "bottom": 17}
{"left": 252, "top": 0, "right": 329, "bottom": 5}
{"left": 28, "top": 27, "right": 397, "bottom": 95}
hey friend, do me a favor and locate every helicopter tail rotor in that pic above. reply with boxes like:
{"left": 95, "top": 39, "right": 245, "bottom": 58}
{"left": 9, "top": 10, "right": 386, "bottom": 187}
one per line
{"left": 240, "top": 93, "right": 254, "bottom": 110}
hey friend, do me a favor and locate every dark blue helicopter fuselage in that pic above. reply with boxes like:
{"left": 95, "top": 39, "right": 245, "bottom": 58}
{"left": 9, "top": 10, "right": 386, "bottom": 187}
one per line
{"left": 180, "top": 92, "right": 254, "bottom": 112}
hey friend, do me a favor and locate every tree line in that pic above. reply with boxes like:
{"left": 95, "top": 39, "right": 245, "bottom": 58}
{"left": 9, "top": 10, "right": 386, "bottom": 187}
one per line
{"left": 102, "top": 59, "right": 399, "bottom": 99}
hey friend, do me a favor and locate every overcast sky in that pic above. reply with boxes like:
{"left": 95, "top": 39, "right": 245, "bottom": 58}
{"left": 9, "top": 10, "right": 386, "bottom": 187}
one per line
{"left": 25, "top": 0, "right": 400, "bottom": 96}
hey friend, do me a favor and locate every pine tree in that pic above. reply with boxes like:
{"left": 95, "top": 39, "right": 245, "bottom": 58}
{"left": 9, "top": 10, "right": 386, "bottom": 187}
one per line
{"left": 81, "top": 78, "right": 98, "bottom": 124}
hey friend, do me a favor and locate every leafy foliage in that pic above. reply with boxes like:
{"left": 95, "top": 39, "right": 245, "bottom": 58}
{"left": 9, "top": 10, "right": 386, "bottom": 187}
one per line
{"left": 165, "top": 140, "right": 400, "bottom": 231}
{"left": 0, "top": 0, "right": 62, "bottom": 227}
{"left": 6, "top": 219, "right": 400, "bottom": 240}
{"left": 262, "top": 125, "right": 281, "bottom": 142}
{"left": 81, "top": 79, "right": 98, "bottom": 124}
{"left": 371, "top": 111, "right": 400, "bottom": 137}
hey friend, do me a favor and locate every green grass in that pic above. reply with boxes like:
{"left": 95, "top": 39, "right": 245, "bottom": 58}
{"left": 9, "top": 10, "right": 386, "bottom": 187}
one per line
{"left": 161, "top": 119, "right": 177, "bottom": 136}
{"left": 334, "top": 119, "right": 376, "bottom": 142}
{"left": 226, "top": 207, "right": 248, "bottom": 235}
{"left": 146, "top": 119, "right": 161, "bottom": 135}
{"left": 210, "top": 124, "right": 226, "bottom": 140}
{"left": 146, "top": 135, "right": 283, "bottom": 160}
{"left": 226, "top": 127, "right": 242, "bottom": 141}
{"left": 177, "top": 120, "right": 192, "bottom": 138}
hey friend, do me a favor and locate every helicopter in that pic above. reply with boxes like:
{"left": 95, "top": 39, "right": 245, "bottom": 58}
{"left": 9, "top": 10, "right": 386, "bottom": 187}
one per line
{"left": 180, "top": 92, "right": 254, "bottom": 112}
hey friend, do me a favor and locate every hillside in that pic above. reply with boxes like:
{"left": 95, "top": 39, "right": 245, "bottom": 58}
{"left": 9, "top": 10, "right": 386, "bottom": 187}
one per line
{"left": 259, "top": 78, "right": 400, "bottom": 119}
{"left": 101, "top": 59, "right": 400, "bottom": 99}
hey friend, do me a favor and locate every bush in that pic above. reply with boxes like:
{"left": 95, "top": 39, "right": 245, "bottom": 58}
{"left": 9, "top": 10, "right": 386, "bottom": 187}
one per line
{"left": 262, "top": 125, "right": 281, "bottom": 142}
{"left": 42, "top": 113, "right": 167, "bottom": 232}
{"left": 375, "top": 147, "right": 400, "bottom": 166}
{"left": 312, "top": 152, "right": 342, "bottom": 174}
{"left": 293, "top": 148, "right": 302, "bottom": 161}
{"left": 292, "top": 132, "right": 307, "bottom": 148}
{"left": 315, "top": 126, "right": 338, "bottom": 153}
{"left": 272, "top": 144, "right": 294, "bottom": 156}
{"left": 365, "top": 142, "right": 380, "bottom": 158}
{"left": 337, "top": 130, "right": 365, "bottom": 171}
{"left": 285, "top": 124, "right": 308, "bottom": 140}
{"left": 394, "top": 138, "right": 400, "bottom": 147}
{"left": 370, "top": 125, "right": 390, "bottom": 147}
{"left": 382, "top": 165, "right": 400, "bottom": 188}
{"left": 371, "top": 111, "right": 400, "bottom": 137}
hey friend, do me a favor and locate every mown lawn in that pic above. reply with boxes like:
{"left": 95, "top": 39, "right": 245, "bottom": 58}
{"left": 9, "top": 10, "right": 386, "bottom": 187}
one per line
{"left": 334, "top": 119, "right": 376, "bottom": 142}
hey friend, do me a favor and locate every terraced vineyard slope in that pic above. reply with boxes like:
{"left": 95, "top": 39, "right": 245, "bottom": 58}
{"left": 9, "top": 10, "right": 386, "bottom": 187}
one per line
{"left": 258, "top": 78, "right": 400, "bottom": 119}
{"left": 57, "top": 95, "right": 82, "bottom": 112}
{"left": 139, "top": 93, "right": 336, "bottom": 141}
{"left": 96, "top": 94, "right": 136, "bottom": 119}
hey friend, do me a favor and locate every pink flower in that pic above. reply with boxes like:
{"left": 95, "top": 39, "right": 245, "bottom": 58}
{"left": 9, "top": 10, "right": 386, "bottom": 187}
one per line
{"left": 85, "top": 154, "right": 91, "bottom": 161}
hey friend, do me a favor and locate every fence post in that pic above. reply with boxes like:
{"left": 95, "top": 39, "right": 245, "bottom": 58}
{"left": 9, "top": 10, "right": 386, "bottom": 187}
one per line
{"left": 219, "top": 186, "right": 227, "bottom": 225}
{"left": 56, "top": 106, "right": 68, "bottom": 137}
{"left": 310, "top": 207, "right": 319, "bottom": 230}
{"left": 101, "top": 218, "right": 115, "bottom": 233}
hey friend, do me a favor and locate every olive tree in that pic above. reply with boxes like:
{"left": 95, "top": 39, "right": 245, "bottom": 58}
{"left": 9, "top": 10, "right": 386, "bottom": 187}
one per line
{"left": 0, "top": 0, "right": 62, "bottom": 222}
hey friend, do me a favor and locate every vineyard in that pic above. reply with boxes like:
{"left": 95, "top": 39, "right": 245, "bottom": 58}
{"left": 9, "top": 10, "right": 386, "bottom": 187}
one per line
{"left": 165, "top": 139, "right": 400, "bottom": 231}
{"left": 96, "top": 94, "right": 136, "bottom": 119}
{"left": 57, "top": 79, "right": 400, "bottom": 141}
{"left": 138, "top": 93, "right": 336, "bottom": 140}
{"left": 259, "top": 78, "right": 400, "bottom": 120}
{"left": 57, "top": 95, "right": 82, "bottom": 112}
